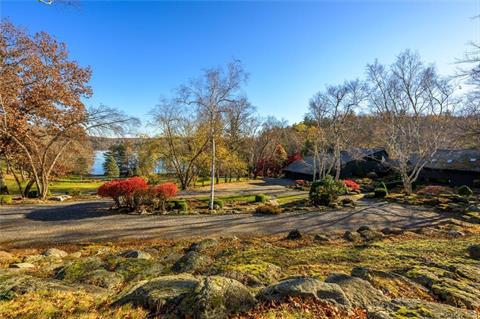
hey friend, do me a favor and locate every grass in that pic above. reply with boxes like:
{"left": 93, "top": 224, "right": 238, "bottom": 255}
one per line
{"left": 4, "top": 175, "right": 104, "bottom": 196}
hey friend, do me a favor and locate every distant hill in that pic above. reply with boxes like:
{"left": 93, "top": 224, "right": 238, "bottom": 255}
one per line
{"left": 89, "top": 136, "right": 148, "bottom": 151}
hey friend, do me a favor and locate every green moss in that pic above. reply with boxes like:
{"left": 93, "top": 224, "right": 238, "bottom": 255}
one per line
{"left": 393, "top": 305, "right": 433, "bottom": 319}
{"left": 56, "top": 257, "right": 105, "bottom": 282}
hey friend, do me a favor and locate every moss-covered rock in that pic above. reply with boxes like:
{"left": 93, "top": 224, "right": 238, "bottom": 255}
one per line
{"left": 257, "top": 276, "right": 351, "bottom": 308}
{"left": 176, "top": 276, "right": 256, "bottom": 319}
{"left": 112, "top": 273, "right": 200, "bottom": 311}
{"left": 325, "top": 273, "right": 388, "bottom": 309}
{"left": 81, "top": 269, "right": 124, "bottom": 289}
{"left": 467, "top": 244, "right": 480, "bottom": 260}
{"left": 370, "top": 298, "right": 477, "bottom": 319}
{"left": 351, "top": 267, "right": 432, "bottom": 300}
{"left": 172, "top": 251, "right": 213, "bottom": 273}
{"left": 55, "top": 257, "right": 105, "bottom": 282}
{"left": 112, "top": 258, "right": 164, "bottom": 282}
{"left": 119, "top": 250, "right": 152, "bottom": 260}
{"left": 0, "top": 270, "right": 105, "bottom": 301}
{"left": 405, "top": 265, "right": 480, "bottom": 309}
{"left": 42, "top": 248, "right": 68, "bottom": 258}
{"left": 220, "top": 261, "right": 282, "bottom": 287}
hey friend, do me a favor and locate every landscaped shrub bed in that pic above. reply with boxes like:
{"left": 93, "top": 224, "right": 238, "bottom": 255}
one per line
{"left": 98, "top": 177, "right": 178, "bottom": 213}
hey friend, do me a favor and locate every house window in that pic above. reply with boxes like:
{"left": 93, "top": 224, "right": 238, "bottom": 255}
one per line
{"left": 431, "top": 159, "right": 437, "bottom": 162}
{"left": 447, "top": 159, "right": 453, "bottom": 163}
{"left": 470, "top": 158, "right": 477, "bottom": 162}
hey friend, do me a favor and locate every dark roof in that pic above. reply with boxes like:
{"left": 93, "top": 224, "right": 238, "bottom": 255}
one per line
{"left": 283, "top": 148, "right": 386, "bottom": 174}
{"left": 421, "top": 149, "right": 480, "bottom": 173}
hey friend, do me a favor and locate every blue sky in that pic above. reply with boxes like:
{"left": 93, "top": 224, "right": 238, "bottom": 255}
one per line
{"left": 1, "top": 1, "right": 479, "bottom": 129}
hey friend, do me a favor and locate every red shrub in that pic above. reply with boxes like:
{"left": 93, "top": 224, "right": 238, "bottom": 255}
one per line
{"left": 153, "top": 182, "right": 178, "bottom": 199}
{"left": 344, "top": 179, "right": 360, "bottom": 191}
{"left": 152, "top": 182, "right": 178, "bottom": 211}
{"left": 98, "top": 177, "right": 148, "bottom": 208}
{"left": 295, "top": 179, "right": 307, "bottom": 187}
{"left": 287, "top": 153, "right": 302, "bottom": 165}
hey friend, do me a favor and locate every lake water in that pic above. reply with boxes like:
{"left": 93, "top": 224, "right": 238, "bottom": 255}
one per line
{"left": 91, "top": 150, "right": 106, "bottom": 175}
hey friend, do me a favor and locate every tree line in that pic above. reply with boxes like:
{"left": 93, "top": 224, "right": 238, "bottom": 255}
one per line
{"left": 1, "top": 19, "right": 479, "bottom": 202}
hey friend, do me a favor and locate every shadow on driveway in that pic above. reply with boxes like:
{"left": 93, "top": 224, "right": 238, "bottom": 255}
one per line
{"left": 26, "top": 201, "right": 118, "bottom": 221}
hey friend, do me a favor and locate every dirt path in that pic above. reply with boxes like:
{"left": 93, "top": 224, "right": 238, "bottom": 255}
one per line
{"left": 0, "top": 199, "right": 451, "bottom": 248}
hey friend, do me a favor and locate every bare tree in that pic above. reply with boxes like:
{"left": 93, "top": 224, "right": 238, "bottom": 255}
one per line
{"left": 177, "top": 60, "right": 248, "bottom": 209}
{"left": 309, "top": 80, "right": 366, "bottom": 180}
{"left": 151, "top": 98, "right": 210, "bottom": 190}
{"left": 457, "top": 42, "right": 480, "bottom": 145}
{"left": 366, "top": 50, "right": 456, "bottom": 194}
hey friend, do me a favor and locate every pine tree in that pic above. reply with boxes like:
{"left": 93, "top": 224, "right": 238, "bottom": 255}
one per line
{"left": 103, "top": 153, "right": 120, "bottom": 178}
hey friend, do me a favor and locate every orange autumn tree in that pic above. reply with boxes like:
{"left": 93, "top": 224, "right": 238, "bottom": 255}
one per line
{"left": 0, "top": 21, "right": 136, "bottom": 198}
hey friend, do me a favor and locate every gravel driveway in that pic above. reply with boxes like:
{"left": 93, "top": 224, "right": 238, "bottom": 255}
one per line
{"left": 0, "top": 199, "right": 451, "bottom": 248}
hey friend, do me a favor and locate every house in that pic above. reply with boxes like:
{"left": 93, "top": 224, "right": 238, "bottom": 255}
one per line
{"left": 416, "top": 149, "right": 480, "bottom": 187}
{"left": 283, "top": 148, "right": 388, "bottom": 181}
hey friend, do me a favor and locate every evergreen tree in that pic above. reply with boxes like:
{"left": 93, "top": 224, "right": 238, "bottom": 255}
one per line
{"left": 103, "top": 152, "right": 120, "bottom": 177}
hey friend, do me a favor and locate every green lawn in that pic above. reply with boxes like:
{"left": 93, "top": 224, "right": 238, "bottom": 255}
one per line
{"left": 4, "top": 175, "right": 104, "bottom": 196}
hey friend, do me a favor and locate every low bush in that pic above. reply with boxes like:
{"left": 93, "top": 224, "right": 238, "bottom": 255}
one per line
{"left": 374, "top": 188, "right": 388, "bottom": 198}
{"left": 0, "top": 195, "right": 12, "bottom": 205}
{"left": 417, "top": 185, "right": 452, "bottom": 196}
{"left": 255, "top": 204, "right": 281, "bottom": 215}
{"left": 168, "top": 199, "right": 188, "bottom": 211}
{"left": 255, "top": 194, "right": 268, "bottom": 203}
{"left": 68, "top": 189, "right": 81, "bottom": 197}
{"left": 309, "top": 175, "right": 347, "bottom": 206}
{"left": 152, "top": 182, "right": 178, "bottom": 211}
{"left": 458, "top": 185, "right": 473, "bottom": 197}
{"left": 212, "top": 199, "right": 224, "bottom": 209}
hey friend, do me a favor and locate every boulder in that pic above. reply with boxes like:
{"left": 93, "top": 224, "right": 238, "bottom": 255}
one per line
{"left": 358, "top": 229, "right": 384, "bottom": 241}
{"left": 114, "top": 258, "right": 163, "bottom": 281}
{"left": 351, "top": 267, "right": 432, "bottom": 300}
{"left": 187, "top": 239, "right": 218, "bottom": 253}
{"left": 314, "top": 234, "right": 330, "bottom": 242}
{"left": 0, "top": 271, "right": 105, "bottom": 300}
{"left": 220, "top": 261, "right": 282, "bottom": 287}
{"left": 369, "top": 298, "right": 477, "bottom": 319}
{"left": 447, "top": 230, "right": 465, "bottom": 238}
{"left": 22, "top": 254, "right": 44, "bottom": 263}
{"left": 286, "top": 229, "right": 302, "bottom": 240}
{"left": 343, "top": 231, "right": 362, "bottom": 242}
{"left": 176, "top": 276, "right": 256, "bottom": 319}
{"left": 258, "top": 277, "right": 350, "bottom": 308}
{"left": 467, "top": 244, "right": 480, "bottom": 260}
{"left": 42, "top": 248, "right": 68, "bottom": 258}
{"left": 69, "top": 252, "right": 82, "bottom": 258}
{"left": 172, "top": 251, "right": 213, "bottom": 273}
{"left": 55, "top": 257, "right": 105, "bottom": 281}
{"left": 9, "top": 262, "right": 35, "bottom": 269}
{"left": 81, "top": 269, "right": 124, "bottom": 289}
{"left": 405, "top": 265, "right": 480, "bottom": 309}
{"left": 112, "top": 273, "right": 200, "bottom": 310}
{"left": 325, "top": 273, "right": 388, "bottom": 309}
{"left": 119, "top": 250, "right": 152, "bottom": 260}
{"left": 357, "top": 225, "right": 371, "bottom": 232}
{"left": 113, "top": 274, "right": 254, "bottom": 318}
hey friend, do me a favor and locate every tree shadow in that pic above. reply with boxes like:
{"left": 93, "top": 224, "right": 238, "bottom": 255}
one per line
{"left": 25, "top": 201, "right": 119, "bottom": 221}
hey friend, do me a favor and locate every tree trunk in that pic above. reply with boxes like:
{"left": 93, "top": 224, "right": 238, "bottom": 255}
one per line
{"left": 209, "top": 121, "right": 216, "bottom": 210}
{"left": 0, "top": 159, "right": 7, "bottom": 194}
